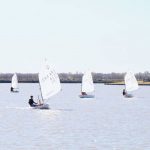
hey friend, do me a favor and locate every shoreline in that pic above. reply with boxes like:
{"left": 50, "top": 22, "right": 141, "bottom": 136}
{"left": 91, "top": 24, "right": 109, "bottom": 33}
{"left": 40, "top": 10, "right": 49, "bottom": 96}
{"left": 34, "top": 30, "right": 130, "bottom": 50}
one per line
{"left": 1, "top": 80, "right": 150, "bottom": 85}
{"left": 1, "top": 73, "right": 150, "bottom": 85}
{"left": 105, "top": 81, "right": 150, "bottom": 86}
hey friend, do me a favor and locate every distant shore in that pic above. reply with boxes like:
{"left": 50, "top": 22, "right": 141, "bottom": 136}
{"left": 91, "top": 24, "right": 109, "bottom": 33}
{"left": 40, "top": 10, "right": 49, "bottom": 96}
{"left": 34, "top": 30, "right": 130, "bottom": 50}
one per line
{"left": 105, "top": 81, "right": 150, "bottom": 85}
{"left": 0, "top": 72, "right": 150, "bottom": 85}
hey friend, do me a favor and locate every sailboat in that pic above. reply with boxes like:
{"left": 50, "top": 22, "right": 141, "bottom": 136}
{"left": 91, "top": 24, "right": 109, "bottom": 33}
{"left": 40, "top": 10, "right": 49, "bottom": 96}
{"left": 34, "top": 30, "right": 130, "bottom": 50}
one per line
{"left": 10, "top": 73, "right": 19, "bottom": 92}
{"left": 79, "top": 71, "right": 95, "bottom": 98}
{"left": 123, "top": 71, "right": 139, "bottom": 98}
{"left": 33, "top": 60, "right": 61, "bottom": 109}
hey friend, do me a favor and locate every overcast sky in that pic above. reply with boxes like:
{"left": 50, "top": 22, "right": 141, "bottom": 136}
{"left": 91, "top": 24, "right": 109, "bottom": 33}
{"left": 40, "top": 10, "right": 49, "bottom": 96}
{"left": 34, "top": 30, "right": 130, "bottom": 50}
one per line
{"left": 0, "top": 0, "right": 149, "bottom": 73}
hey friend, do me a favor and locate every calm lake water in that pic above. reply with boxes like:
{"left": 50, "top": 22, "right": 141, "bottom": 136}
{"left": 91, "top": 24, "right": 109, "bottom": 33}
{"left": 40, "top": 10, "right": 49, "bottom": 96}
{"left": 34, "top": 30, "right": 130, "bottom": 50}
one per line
{"left": 0, "top": 83, "right": 150, "bottom": 150}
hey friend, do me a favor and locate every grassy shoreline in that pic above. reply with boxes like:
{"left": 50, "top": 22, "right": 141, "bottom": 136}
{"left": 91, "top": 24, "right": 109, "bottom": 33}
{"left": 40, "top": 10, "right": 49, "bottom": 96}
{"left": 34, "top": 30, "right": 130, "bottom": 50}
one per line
{"left": 105, "top": 81, "right": 150, "bottom": 85}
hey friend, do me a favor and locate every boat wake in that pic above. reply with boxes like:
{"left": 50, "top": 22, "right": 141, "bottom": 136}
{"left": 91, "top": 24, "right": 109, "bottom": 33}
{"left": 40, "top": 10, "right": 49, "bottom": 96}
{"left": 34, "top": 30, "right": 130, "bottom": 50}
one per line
{"left": 5, "top": 106, "right": 30, "bottom": 110}
{"left": 56, "top": 108, "right": 74, "bottom": 112}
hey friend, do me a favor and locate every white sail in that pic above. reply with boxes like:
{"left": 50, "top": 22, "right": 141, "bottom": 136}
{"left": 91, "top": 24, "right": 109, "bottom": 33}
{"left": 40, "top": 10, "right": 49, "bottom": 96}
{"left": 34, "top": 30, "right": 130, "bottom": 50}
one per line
{"left": 124, "top": 72, "right": 139, "bottom": 92}
{"left": 38, "top": 61, "right": 61, "bottom": 100}
{"left": 11, "top": 73, "right": 18, "bottom": 89}
{"left": 81, "top": 71, "right": 94, "bottom": 93}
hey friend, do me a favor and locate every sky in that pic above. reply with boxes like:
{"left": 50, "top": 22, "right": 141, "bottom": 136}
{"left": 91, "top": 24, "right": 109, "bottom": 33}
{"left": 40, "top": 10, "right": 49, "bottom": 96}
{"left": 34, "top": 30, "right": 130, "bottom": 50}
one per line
{"left": 0, "top": 0, "right": 150, "bottom": 73}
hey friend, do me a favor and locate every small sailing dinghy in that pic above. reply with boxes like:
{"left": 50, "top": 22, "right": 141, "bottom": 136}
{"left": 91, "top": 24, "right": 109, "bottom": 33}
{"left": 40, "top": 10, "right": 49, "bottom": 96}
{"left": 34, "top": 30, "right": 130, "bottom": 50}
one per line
{"left": 33, "top": 60, "right": 61, "bottom": 109}
{"left": 10, "top": 73, "right": 19, "bottom": 92}
{"left": 79, "top": 71, "right": 94, "bottom": 98}
{"left": 123, "top": 71, "right": 139, "bottom": 98}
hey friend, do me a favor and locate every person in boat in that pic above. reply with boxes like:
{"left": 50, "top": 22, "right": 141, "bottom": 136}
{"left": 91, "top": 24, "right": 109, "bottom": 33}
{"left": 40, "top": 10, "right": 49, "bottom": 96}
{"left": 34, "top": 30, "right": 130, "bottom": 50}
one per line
{"left": 123, "top": 89, "right": 127, "bottom": 96}
{"left": 81, "top": 92, "right": 87, "bottom": 95}
{"left": 10, "top": 87, "right": 14, "bottom": 92}
{"left": 28, "top": 95, "right": 38, "bottom": 107}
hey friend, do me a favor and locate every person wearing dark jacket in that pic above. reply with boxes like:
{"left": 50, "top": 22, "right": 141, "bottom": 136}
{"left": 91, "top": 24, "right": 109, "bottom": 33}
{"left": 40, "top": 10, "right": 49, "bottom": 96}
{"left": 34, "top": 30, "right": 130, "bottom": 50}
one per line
{"left": 81, "top": 92, "right": 87, "bottom": 95}
{"left": 123, "top": 89, "right": 127, "bottom": 96}
{"left": 28, "top": 96, "right": 38, "bottom": 107}
{"left": 10, "top": 87, "right": 14, "bottom": 92}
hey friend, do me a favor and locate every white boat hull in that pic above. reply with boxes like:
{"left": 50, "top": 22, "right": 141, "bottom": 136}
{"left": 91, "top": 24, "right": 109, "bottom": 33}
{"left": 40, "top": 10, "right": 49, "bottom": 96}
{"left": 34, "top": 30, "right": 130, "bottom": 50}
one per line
{"left": 79, "top": 95, "right": 95, "bottom": 98}
{"left": 32, "top": 104, "right": 50, "bottom": 109}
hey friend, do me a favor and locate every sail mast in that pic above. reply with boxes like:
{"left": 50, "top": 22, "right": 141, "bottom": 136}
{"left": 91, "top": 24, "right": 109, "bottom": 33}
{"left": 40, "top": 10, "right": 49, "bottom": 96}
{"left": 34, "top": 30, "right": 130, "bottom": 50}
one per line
{"left": 38, "top": 73, "right": 44, "bottom": 102}
{"left": 81, "top": 83, "right": 82, "bottom": 93}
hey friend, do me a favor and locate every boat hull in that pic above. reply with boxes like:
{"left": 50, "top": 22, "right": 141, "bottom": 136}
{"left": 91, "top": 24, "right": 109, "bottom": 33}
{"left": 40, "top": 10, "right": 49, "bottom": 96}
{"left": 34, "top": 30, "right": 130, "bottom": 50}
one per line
{"left": 124, "top": 94, "right": 133, "bottom": 98}
{"left": 79, "top": 95, "right": 95, "bottom": 98}
{"left": 11, "top": 90, "right": 19, "bottom": 93}
{"left": 32, "top": 104, "right": 50, "bottom": 109}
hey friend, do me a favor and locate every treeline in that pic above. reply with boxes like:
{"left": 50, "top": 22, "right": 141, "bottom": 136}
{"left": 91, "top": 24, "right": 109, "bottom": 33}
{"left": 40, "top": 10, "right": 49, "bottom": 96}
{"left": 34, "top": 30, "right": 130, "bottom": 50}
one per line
{"left": 0, "top": 71, "right": 150, "bottom": 83}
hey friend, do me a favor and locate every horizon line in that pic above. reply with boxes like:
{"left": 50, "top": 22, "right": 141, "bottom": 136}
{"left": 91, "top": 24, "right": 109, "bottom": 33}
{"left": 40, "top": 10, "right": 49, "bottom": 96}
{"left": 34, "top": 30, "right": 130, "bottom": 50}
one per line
{"left": 0, "top": 71, "right": 149, "bottom": 74}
